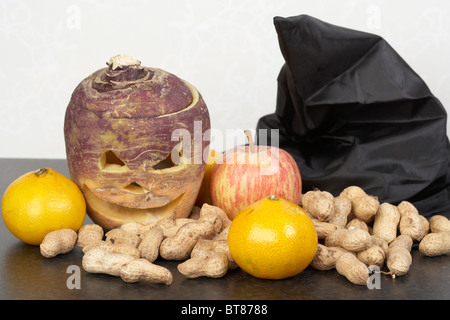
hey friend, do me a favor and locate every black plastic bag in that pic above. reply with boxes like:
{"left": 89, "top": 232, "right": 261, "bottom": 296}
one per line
{"left": 256, "top": 15, "right": 450, "bottom": 217}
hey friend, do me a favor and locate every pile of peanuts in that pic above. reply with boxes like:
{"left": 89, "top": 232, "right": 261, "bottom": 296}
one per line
{"left": 302, "top": 186, "right": 450, "bottom": 285}
{"left": 39, "top": 203, "right": 236, "bottom": 285}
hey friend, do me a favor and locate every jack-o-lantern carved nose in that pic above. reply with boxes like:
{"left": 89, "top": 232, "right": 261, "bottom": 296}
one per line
{"left": 123, "top": 182, "right": 146, "bottom": 194}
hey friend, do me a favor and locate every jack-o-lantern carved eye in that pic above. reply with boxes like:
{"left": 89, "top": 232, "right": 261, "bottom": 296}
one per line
{"left": 149, "top": 139, "right": 185, "bottom": 171}
{"left": 99, "top": 140, "right": 184, "bottom": 173}
{"left": 99, "top": 150, "right": 130, "bottom": 172}
{"left": 147, "top": 137, "right": 185, "bottom": 170}
{"left": 152, "top": 154, "right": 177, "bottom": 170}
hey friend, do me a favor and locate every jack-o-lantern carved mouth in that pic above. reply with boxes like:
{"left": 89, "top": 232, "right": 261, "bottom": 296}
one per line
{"left": 83, "top": 187, "right": 186, "bottom": 227}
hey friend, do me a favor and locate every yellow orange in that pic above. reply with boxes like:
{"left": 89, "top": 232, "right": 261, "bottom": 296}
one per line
{"left": 195, "top": 149, "right": 223, "bottom": 206}
{"left": 1, "top": 168, "right": 86, "bottom": 245}
{"left": 228, "top": 194, "right": 317, "bottom": 279}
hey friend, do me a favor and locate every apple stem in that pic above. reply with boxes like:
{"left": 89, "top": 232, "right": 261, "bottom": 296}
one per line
{"left": 244, "top": 130, "right": 256, "bottom": 153}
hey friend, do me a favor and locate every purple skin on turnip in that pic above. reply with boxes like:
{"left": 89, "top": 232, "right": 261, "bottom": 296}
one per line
{"left": 64, "top": 55, "right": 210, "bottom": 230}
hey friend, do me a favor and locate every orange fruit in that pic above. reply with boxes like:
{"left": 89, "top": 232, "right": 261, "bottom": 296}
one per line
{"left": 228, "top": 194, "right": 318, "bottom": 279}
{"left": 195, "top": 149, "right": 223, "bottom": 206}
{"left": 1, "top": 168, "right": 86, "bottom": 245}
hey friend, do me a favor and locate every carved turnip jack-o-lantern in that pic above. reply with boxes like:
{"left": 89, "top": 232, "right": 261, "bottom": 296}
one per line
{"left": 64, "top": 55, "right": 210, "bottom": 230}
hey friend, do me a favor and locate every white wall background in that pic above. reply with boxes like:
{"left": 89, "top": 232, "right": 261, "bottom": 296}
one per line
{"left": 1, "top": 0, "right": 450, "bottom": 159}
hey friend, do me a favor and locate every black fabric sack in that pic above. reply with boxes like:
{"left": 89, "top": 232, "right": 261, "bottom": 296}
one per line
{"left": 256, "top": 14, "right": 450, "bottom": 217}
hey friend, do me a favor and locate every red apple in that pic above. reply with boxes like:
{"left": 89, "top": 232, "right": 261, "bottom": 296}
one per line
{"left": 210, "top": 130, "right": 302, "bottom": 220}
